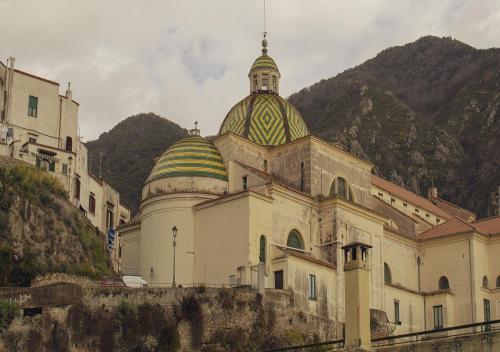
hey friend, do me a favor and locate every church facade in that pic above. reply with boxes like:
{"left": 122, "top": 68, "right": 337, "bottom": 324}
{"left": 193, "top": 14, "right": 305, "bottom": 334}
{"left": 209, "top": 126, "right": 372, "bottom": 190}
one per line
{"left": 119, "top": 38, "right": 500, "bottom": 335}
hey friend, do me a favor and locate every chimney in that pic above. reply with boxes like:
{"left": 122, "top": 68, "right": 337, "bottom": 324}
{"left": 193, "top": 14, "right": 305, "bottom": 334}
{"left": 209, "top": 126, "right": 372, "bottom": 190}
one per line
{"left": 66, "top": 82, "right": 72, "bottom": 100}
{"left": 342, "top": 241, "right": 373, "bottom": 351}
{"left": 428, "top": 187, "right": 438, "bottom": 199}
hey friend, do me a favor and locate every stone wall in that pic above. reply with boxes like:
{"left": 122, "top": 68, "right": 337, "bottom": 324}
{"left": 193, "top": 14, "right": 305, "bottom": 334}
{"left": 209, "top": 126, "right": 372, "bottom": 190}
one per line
{"left": 0, "top": 286, "right": 342, "bottom": 352}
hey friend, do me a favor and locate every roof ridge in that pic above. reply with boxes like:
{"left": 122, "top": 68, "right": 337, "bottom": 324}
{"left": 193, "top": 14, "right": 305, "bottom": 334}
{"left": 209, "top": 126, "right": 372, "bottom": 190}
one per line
{"left": 452, "top": 216, "right": 476, "bottom": 229}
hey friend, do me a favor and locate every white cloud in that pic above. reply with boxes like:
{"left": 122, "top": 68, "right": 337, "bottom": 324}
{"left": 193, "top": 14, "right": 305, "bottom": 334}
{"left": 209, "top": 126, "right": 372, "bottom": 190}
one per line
{"left": 0, "top": 0, "right": 498, "bottom": 140}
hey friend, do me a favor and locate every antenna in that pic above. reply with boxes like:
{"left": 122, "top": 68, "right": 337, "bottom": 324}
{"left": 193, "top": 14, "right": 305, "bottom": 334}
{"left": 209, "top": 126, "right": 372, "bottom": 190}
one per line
{"left": 263, "top": 0, "right": 267, "bottom": 39}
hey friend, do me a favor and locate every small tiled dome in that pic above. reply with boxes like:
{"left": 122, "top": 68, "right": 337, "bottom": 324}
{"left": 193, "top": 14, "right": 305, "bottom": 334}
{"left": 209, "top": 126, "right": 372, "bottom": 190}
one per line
{"left": 147, "top": 134, "right": 227, "bottom": 183}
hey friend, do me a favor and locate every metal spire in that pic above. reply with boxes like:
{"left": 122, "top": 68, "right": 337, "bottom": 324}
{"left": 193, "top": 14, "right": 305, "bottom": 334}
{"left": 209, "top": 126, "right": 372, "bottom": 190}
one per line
{"left": 262, "top": 0, "right": 268, "bottom": 55}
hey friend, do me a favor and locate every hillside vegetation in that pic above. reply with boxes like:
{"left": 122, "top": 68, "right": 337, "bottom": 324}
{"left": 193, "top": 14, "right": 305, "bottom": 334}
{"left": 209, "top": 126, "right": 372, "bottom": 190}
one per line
{"left": 0, "top": 165, "right": 113, "bottom": 286}
{"left": 289, "top": 36, "right": 500, "bottom": 217}
{"left": 86, "top": 113, "right": 188, "bottom": 212}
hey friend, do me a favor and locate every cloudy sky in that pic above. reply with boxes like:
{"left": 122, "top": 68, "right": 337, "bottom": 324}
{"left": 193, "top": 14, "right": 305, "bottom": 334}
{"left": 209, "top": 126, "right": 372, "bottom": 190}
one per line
{"left": 1, "top": 0, "right": 499, "bottom": 140}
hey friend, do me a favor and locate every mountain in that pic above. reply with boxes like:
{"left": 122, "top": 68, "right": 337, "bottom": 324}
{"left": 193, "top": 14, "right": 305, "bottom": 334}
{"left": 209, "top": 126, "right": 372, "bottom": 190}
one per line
{"left": 288, "top": 36, "right": 500, "bottom": 217}
{"left": 0, "top": 163, "right": 112, "bottom": 286}
{"left": 85, "top": 113, "right": 188, "bottom": 213}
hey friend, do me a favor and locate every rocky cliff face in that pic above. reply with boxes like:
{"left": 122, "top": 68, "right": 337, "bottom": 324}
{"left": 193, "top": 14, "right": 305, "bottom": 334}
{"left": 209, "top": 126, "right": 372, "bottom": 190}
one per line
{"left": 0, "top": 164, "right": 113, "bottom": 286}
{"left": 289, "top": 36, "right": 500, "bottom": 217}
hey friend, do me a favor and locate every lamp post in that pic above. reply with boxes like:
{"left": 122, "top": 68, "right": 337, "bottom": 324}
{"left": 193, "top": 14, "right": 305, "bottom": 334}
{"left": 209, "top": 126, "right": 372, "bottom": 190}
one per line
{"left": 172, "top": 225, "right": 177, "bottom": 287}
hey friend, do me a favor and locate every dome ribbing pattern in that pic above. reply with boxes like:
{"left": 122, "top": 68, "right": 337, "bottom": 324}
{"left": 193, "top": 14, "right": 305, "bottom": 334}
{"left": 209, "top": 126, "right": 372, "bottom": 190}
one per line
{"left": 147, "top": 135, "right": 227, "bottom": 182}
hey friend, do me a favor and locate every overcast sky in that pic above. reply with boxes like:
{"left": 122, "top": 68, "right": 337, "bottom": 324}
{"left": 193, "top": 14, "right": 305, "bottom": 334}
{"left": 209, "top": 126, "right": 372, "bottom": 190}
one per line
{"left": 1, "top": 0, "right": 499, "bottom": 141}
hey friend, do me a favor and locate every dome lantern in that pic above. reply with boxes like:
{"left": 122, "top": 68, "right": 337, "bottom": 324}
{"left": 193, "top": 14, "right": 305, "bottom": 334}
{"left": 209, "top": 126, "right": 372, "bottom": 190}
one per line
{"left": 248, "top": 37, "right": 280, "bottom": 94}
{"left": 219, "top": 35, "right": 309, "bottom": 147}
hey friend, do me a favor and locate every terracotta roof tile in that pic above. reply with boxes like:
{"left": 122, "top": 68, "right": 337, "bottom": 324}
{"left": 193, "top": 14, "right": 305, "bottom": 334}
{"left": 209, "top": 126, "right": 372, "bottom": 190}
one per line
{"left": 472, "top": 216, "right": 500, "bottom": 235}
{"left": 417, "top": 217, "right": 476, "bottom": 241}
{"left": 372, "top": 175, "right": 451, "bottom": 220}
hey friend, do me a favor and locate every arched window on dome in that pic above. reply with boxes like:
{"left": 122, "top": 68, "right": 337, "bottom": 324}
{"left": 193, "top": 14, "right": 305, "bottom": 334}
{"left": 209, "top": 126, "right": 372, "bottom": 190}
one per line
{"left": 272, "top": 75, "right": 277, "bottom": 92}
{"left": 438, "top": 276, "right": 450, "bottom": 290}
{"left": 287, "top": 230, "right": 304, "bottom": 251}
{"left": 252, "top": 74, "right": 258, "bottom": 92}
{"left": 384, "top": 263, "right": 392, "bottom": 285}
{"left": 262, "top": 73, "right": 269, "bottom": 90}
{"left": 483, "top": 276, "right": 489, "bottom": 288}
{"left": 259, "top": 235, "right": 266, "bottom": 263}
{"left": 329, "top": 177, "right": 354, "bottom": 202}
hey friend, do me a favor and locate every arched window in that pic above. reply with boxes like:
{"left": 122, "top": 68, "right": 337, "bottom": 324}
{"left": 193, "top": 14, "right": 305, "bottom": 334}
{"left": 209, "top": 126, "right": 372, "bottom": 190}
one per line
{"left": 259, "top": 235, "right": 266, "bottom": 263}
{"left": 496, "top": 276, "right": 500, "bottom": 288}
{"left": 438, "top": 276, "right": 450, "bottom": 290}
{"left": 483, "top": 276, "right": 489, "bottom": 288}
{"left": 384, "top": 263, "right": 392, "bottom": 285}
{"left": 287, "top": 230, "right": 304, "bottom": 250}
{"left": 329, "top": 177, "right": 354, "bottom": 202}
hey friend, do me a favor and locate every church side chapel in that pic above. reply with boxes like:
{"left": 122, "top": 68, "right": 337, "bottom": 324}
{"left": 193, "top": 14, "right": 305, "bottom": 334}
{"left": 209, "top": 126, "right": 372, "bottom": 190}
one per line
{"left": 119, "top": 36, "right": 500, "bottom": 335}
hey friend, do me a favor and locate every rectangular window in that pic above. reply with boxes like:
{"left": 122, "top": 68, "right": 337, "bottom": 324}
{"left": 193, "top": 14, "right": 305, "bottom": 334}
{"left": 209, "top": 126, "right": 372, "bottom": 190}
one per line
{"left": 415, "top": 208, "right": 420, "bottom": 213}
{"left": 426, "top": 213, "right": 430, "bottom": 218}
{"left": 62, "top": 163, "right": 68, "bottom": 175}
{"left": 88, "top": 194, "right": 96, "bottom": 215}
{"left": 308, "top": 274, "right": 317, "bottom": 300}
{"left": 48, "top": 161, "right": 55, "bottom": 172}
{"left": 433, "top": 305, "right": 443, "bottom": 329}
{"left": 28, "top": 137, "right": 37, "bottom": 144}
{"left": 394, "top": 300, "right": 400, "bottom": 324}
{"left": 106, "top": 202, "right": 114, "bottom": 230}
{"left": 28, "top": 96, "right": 38, "bottom": 117}
{"left": 262, "top": 74, "right": 269, "bottom": 89}
{"left": 66, "top": 136, "right": 73, "bottom": 152}
{"left": 391, "top": 198, "right": 396, "bottom": 206}
{"left": 378, "top": 192, "right": 383, "bottom": 197}
{"left": 403, "top": 203, "right": 407, "bottom": 207}
{"left": 74, "top": 176, "right": 81, "bottom": 200}
{"left": 484, "top": 299, "right": 491, "bottom": 331}
{"left": 274, "top": 270, "right": 283, "bottom": 289}
{"left": 242, "top": 176, "right": 248, "bottom": 190}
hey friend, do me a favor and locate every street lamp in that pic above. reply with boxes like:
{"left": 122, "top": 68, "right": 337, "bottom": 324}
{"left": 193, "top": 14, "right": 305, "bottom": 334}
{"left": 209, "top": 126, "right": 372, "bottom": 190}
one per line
{"left": 172, "top": 225, "right": 178, "bottom": 287}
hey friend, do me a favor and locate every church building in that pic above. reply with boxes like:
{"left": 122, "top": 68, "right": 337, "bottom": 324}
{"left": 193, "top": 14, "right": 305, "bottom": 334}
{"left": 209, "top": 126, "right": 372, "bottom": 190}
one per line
{"left": 119, "top": 37, "right": 500, "bottom": 335}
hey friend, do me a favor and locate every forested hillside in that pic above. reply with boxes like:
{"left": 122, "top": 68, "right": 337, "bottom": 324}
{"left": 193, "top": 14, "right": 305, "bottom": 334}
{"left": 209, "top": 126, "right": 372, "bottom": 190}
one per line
{"left": 86, "top": 113, "right": 188, "bottom": 212}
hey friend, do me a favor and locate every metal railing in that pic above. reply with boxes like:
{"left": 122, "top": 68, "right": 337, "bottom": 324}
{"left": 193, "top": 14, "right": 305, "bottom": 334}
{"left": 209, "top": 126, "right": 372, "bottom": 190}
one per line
{"left": 372, "top": 319, "right": 500, "bottom": 347}
{"left": 264, "top": 320, "right": 500, "bottom": 351}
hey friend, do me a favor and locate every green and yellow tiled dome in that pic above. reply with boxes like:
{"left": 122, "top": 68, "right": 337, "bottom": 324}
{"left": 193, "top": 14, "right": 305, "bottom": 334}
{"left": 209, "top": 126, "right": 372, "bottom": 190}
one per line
{"left": 219, "top": 92, "right": 309, "bottom": 146}
{"left": 147, "top": 134, "right": 227, "bottom": 182}
{"left": 250, "top": 54, "right": 279, "bottom": 72}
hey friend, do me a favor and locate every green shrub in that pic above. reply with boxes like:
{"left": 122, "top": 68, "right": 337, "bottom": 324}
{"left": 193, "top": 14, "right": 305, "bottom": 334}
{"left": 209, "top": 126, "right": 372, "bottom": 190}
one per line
{"left": 0, "top": 300, "right": 19, "bottom": 331}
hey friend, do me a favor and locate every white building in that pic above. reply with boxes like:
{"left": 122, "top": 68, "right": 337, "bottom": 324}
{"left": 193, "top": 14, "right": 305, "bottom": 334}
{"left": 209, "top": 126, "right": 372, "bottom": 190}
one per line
{"left": 0, "top": 58, "right": 130, "bottom": 237}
